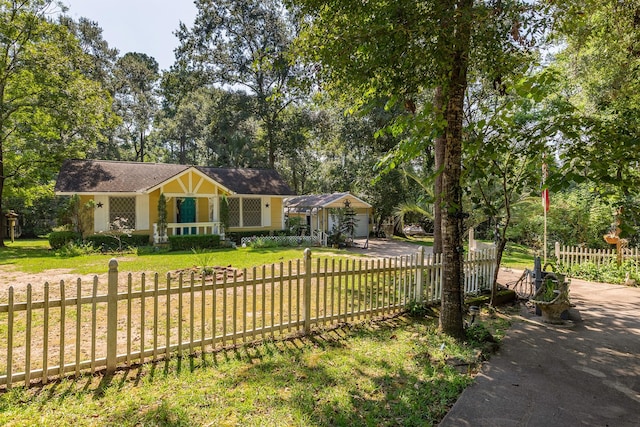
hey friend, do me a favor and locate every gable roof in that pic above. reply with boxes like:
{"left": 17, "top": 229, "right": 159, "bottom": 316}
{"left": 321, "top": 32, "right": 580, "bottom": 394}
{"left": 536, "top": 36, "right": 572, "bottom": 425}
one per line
{"left": 284, "top": 192, "right": 372, "bottom": 210}
{"left": 54, "top": 159, "right": 295, "bottom": 196}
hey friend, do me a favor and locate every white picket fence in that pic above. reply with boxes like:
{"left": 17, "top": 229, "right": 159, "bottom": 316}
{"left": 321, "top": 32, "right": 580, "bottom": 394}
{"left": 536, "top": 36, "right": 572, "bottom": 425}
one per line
{"left": 0, "top": 247, "right": 496, "bottom": 389}
{"left": 554, "top": 242, "right": 640, "bottom": 269}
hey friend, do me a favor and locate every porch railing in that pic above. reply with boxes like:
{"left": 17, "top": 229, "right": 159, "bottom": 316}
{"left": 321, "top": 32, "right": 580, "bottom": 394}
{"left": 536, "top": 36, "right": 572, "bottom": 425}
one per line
{"left": 153, "top": 222, "right": 224, "bottom": 243}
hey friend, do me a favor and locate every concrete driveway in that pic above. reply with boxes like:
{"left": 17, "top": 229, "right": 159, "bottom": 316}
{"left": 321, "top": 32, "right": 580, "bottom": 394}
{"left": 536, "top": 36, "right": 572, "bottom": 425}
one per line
{"left": 440, "top": 272, "right": 640, "bottom": 426}
{"left": 347, "top": 237, "right": 432, "bottom": 258}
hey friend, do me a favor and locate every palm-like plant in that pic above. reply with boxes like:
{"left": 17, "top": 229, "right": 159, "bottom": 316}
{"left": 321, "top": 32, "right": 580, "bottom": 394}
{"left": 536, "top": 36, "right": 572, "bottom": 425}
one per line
{"left": 393, "top": 168, "right": 435, "bottom": 234}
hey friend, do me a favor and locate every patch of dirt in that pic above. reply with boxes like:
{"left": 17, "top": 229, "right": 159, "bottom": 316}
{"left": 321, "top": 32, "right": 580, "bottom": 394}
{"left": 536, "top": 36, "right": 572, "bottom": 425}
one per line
{"left": 0, "top": 265, "right": 103, "bottom": 296}
{"left": 170, "top": 265, "right": 243, "bottom": 282}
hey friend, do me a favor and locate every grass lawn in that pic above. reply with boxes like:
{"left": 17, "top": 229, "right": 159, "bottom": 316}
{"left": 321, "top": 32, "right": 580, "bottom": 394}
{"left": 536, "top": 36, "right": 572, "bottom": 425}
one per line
{"left": 0, "top": 239, "right": 344, "bottom": 276}
{"left": 0, "top": 314, "right": 510, "bottom": 427}
{"left": 0, "top": 238, "right": 536, "bottom": 275}
{"left": 393, "top": 235, "right": 434, "bottom": 247}
{"left": 501, "top": 242, "right": 536, "bottom": 270}
{"left": 395, "top": 236, "right": 536, "bottom": 270}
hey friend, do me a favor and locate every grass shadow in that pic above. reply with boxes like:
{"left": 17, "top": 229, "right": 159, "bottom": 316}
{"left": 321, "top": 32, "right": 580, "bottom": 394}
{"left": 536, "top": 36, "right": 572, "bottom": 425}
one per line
{"left": 1, "top": 313, "right": 480, "bottom": 426}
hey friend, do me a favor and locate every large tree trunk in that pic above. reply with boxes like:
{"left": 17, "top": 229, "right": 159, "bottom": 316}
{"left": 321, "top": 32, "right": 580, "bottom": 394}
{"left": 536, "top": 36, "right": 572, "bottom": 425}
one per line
{"left": 267, "top": 123, "right": 276, "bottom": 168}
{"left": 439, "top": 0, "right": 473, "bottom": 340}
{"left": 433, "top": 86, "right": 445, "bottom": 254}
{"left": 491, "top": 236, "right": 508, "bottom": 306}
{"left": 0, "top": 113, "right": 5, "bottom": 247}
{"left": 139, "top": 130, "right": 145, "bottom": 162}
{"left": 0, "top": 170, "right": 5, "bottom": 248}
{"left": 491, "top": 191, "right": 512, "bottom": 305}
{"left": 0, "top": 81, "right": 5, "bottom": 247}
{"left": 179, "top": 133, "right": 186, "bottom": 164}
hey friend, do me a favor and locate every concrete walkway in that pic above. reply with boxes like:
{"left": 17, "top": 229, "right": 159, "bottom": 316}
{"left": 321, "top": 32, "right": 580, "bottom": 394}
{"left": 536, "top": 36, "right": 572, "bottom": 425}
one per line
{"left": 346, "top": 237, "right": 432, "bottom": 258}
{"left": 440, "top": 270, "right": 640, "bottom": 427}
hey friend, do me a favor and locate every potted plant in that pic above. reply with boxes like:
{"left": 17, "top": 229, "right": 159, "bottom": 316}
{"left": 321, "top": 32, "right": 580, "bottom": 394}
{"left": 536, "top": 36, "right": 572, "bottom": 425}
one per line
{"left": 530, "top": 272, "right": 571, "bottom": 324}
{"left": 327, "top": 224, "right": 344, "bottom": 248}
{"left": 156, "top": 193, "right": 168, "bottom": 245}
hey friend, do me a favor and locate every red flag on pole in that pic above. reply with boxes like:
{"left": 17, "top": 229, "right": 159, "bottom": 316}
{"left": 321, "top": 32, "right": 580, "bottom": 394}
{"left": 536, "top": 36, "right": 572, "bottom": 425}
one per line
{"left": 542, "top": 162, "right": 549, "bottom": 212}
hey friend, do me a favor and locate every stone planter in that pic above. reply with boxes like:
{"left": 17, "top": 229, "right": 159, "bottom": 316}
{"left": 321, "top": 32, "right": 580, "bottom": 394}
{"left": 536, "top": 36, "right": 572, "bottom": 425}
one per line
{"left": 532, "top": 295, "right": 571, "bottom": 324}
{"left": 530, "top": 273, "right": 571, "bottom": 324}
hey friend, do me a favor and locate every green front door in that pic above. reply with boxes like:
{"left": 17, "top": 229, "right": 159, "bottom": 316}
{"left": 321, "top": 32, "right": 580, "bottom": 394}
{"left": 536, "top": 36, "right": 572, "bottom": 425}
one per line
{"left": 178, "top": 197, "right": 196, "bottom": 234}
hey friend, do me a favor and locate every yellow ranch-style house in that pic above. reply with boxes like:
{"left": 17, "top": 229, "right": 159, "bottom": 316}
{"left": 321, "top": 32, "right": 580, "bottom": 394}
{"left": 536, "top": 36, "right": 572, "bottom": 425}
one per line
{"left": 54, "top": 159, "right": 295, "bottom": 244}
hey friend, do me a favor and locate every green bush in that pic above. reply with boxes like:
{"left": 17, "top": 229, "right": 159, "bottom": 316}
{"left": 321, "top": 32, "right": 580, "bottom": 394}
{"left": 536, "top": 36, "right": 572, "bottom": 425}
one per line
{"left": 506, "top": 184, "right": 614, "bottom": 250}
{"left": 56, "top": 241, "right": 97, "bottom": 257}
{"left": 168, "top": 234, "right": 222, "bottom": 251}
{"left": 136, "top": 245, "right": 162, "bottom": 255}
{"left": 555, "top": 259, "right": 640, "bottom": 285}
{"left": 405, "top": 300, "right": 429, "bottom": 318}
{"left": 85, "top": 234, "right": 150, "bottom": 251}
{"left": 48, "top": 231, "right": 82, "bottom": 250}
{"left": 249, "top": 237, "right": 280, "bottom": 249}
{"left": 465, "top": 323, "right": 494, "bottom": 346}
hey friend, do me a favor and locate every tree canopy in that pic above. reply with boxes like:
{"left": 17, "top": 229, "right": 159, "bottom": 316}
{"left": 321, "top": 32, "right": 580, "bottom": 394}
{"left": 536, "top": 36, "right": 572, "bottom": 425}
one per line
{"left": 0, "top": 0, "right": 116, "bottom": 245}
{"left": 175, "top": 0, "right": 305, "bottom": 168}
{"left": 291, "top": 0, "right": 546, "bottom": 338}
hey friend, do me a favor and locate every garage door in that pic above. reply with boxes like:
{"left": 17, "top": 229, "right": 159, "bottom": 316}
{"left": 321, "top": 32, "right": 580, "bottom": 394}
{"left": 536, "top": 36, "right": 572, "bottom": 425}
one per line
{"left": 354, "top": 214, "right": 369, "bottom": 237}
{"left": 329, "top": 214, "right": 369, "bottom": 237}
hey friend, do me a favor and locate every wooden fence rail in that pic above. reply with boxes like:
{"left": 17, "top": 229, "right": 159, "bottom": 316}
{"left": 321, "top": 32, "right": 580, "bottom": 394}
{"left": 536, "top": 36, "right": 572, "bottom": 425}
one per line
{"left": 0, "top": 247, "right": 496, "bottom": 389}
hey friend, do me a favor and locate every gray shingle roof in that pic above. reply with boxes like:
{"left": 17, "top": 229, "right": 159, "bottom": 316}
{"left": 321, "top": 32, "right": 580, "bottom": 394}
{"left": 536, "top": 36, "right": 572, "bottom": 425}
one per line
{"left": 197, "top": 167, "right": 295, "bottom": 195}
{"left": 284, "top": 193, "right": 347, "bottom": 208}
{"left": 284, "top": 193, "right": 371, "bottom": 209}
{"left": 54, "top": 159, "right": 294, "bottom": 196}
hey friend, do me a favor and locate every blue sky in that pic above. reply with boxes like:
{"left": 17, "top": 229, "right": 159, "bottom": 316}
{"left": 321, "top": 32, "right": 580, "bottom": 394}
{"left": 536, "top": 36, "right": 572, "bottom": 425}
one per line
{"left": 63, "top": 0, "right": 197, "bottom": 70}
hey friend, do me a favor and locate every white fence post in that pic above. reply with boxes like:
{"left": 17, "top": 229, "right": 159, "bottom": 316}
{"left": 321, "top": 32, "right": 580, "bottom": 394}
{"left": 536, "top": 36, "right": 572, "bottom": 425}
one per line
{"left": 107, "top": 259, "right": 118, "bottom": 374}
{"left": 416, "top": 247, "right": 425, "bottom": 304}
{"left": 303, "top": 248, "right": 312, "bottom": 334}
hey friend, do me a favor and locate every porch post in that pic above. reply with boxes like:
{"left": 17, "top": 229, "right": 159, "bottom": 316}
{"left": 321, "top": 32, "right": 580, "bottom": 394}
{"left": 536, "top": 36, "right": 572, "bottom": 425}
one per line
{"left": 211, "top": 196, "right": 219, "bottom": 222}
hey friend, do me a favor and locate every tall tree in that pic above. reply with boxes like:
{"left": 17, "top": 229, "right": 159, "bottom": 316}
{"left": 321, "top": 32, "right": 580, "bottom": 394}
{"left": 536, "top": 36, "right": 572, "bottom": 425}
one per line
{"left": 293, "top": 0, "right": 543, "bottom": 338}
{"left": 154, "top": 86, "right": 257, "bottom": 166}
{"left": 273, "top": 105, "right": 319, "bottom": 193}
{"left": 114, "top": 52, "right": 160, "bottom": 162}
{"left": 0, "top": 0, "right": 115, "bottom": 245}
{"left": 59, "top": 15, "right": 121, "bottom": 160}
{"left": 175, "top": 0, "right": 304, "bottom": 168}
{"left": 464, "top": 71, "right": 565, "bottom": 305}
{"left": 58, "top": 16, "right": 118, "bottom": 89}
{"left": 550, "top": 0, "right": 640, "bottom": 234}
